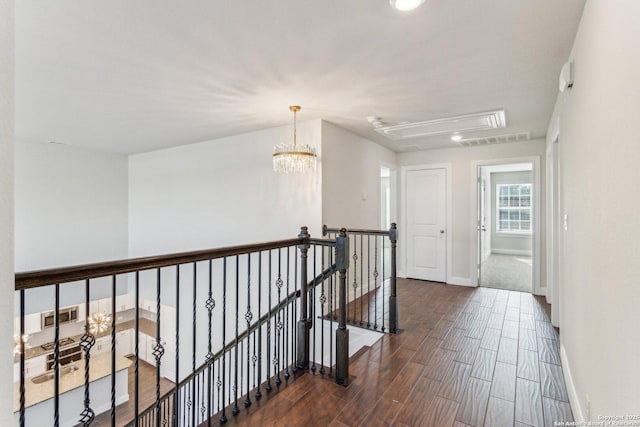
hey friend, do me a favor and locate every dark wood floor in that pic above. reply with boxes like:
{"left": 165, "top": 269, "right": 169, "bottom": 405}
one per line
{"left": 92, "top": 356, "right": 174, "bottom": 426}
{"left": 225, "top": 278, "right": 573, "bottom": 427}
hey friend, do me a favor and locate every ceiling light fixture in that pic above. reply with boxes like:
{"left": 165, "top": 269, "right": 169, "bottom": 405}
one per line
{"left": 390, "top": 0, "right": 426, "bottom": 12}
{"left": 13, "top": 334, "right": 30, "bottom": 356}
{"left": 273, "top": 105, "right": 317, "bottom": 174}
{"left": 450, "top": 134, "right": 462, "bottom": 142}
{"left": 88, "top": 312, "right": 112, "bottom": 335}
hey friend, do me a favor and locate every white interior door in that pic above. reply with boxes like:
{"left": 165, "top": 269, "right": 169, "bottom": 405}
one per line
{"left": 477, "top": 168, "right": 484, "bottom": 284}
{"left": 160, "top": 304, "right": 177, "bottom": 381}
{"left": 406, "top": 168, "right": 447, "bottom": 282}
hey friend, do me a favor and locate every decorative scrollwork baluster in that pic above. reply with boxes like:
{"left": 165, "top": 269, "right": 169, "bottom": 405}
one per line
{"left": 79, "top": 280, "right": 95, "bottom": 426}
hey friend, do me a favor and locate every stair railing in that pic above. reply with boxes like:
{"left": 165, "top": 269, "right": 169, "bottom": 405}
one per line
{"left": 13, "top": 226, "right": 375, "bottom": 426}
{"left": 323, "top": 223, "right": 399, "bottom": 333}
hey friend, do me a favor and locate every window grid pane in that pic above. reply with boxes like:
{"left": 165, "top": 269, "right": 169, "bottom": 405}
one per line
{"left": 496, "top": 183, "right": 532, "bottom": 232}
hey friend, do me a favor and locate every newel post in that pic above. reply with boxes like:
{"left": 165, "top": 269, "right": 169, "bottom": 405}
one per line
{"left": 335, "top": 228, "right": 350, "bottom": 385}
{"left": 389, "top": 223, "right": 399, "bottom": 333}
{"left": 296, "top": 226, "right": 311, "bottom": 370}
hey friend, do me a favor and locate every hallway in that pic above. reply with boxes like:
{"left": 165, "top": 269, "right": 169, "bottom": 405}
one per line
{"left": 224, "top": 278, "right": 572, "bottom": 426}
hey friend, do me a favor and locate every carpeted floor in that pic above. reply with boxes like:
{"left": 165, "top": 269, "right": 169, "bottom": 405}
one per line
{"left": 480, "top": 253, "right": 532, "bottom": 292}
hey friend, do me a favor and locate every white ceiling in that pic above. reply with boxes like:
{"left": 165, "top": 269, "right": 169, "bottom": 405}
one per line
{"left": 15, "top": 0, "right": 586, "bottom": 154}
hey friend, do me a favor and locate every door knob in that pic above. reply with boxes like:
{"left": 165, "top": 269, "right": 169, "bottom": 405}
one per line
{"left": 440, "top": 230, "right": 445, "bottom": 234}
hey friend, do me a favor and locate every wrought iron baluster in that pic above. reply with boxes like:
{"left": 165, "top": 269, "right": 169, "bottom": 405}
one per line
{"left": 255, "top": 251, "right": 262, "bottom": 400}
{"left": 19, "top": 289, "right": 25, "bottom": 427}
{"left": 311, "top": 244, "right": 317, "bottom": 373}
{"left": 275, "top": 248, "right": 283, "bottom": 386}
{"left": 78, "top": 280, "right": 96, "bottom": 426}
{"left": 206, "top": 259, "right": 215, "bottom": 427}
{"left": 54, "top": 283, "right": 60, "bottom": 427}
{"left": 360, "top": 235, "right": 364, "bottom": 327}
{"left": 232, "top": 255, "right": 240, "bottom": 416}
{"left": 174, "top": 265, "right": 181, "bottom": 426}
{"left": 135, "top": 272, "right": 141, "bottom": 426}
{"left": 292, "top": 245, "right": 298, "bottom": 373}
{"left": 220, "top": 257, "right": 227, "bottom": 424}
{"left": 191, "top": 262, "right": 197, "bottom": 427}
{"left": 345, "top": 241, "right": 349, "bottom": 323}
{"left": 328, "top": 246, "right": 334, "bottom": 377}
{"left": 228, "top": 346, "right": 233, "bottom": 410}
{"left": 367, "top": 235, "right": 371, "bottom": 328}
{"left": 374, "top": 235, "right": 379, "bottom": 330}
{"left": 266, "top": 250, "right": 272, "bottom": 392}
{"left": 216, "top": 358, "right": 222, "bottom": 419}
{"left": 200, "top": 370, "right": 205, "bottom": 423}
{"left": 111, "top": 275, "right": 117, "bottom": 426}
{"left": 320, "top": 245, "right": 326, "bottom": 375}
{"left": 154, "top": 269, "right": 165, "bottom": 427}
{"left": 239, "top": 340, "right": 244, "bottom": 410}
{"left": 352, "top": 235, "right": 358, "bottom": 326}
{"left": 183, "top": 380, "right": 188, "bottom": 426}
{"left": 245, "top": 253, "right": 253, "bottom": 408}
{"left": 382, "top": 235, "right": 386, "bottom": 332}
{"left": 284, "top": 247, "right": 290, "bottom": 380}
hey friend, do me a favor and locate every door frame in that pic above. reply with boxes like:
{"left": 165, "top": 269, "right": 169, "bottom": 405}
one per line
{"left": 546, "top": 126, "right": 561, "bottom": 326}
{"left": 400, "top": 163, "right": 452, "bottom": 282}
{"left": 379, "top": 161, "right": 398, "bottom": 230}
{"left": 470, "top": 156, "right": 542, "bottom": 294}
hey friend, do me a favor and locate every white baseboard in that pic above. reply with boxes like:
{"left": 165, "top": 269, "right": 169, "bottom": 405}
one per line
{"left": 447, "top": 276, "right": 475, "bottom": 287}
{"left": 560, "top": 343, "right": 585, "bottom": 422}
{"left": 491, "top": 249, "right": 533, "bottom": 256}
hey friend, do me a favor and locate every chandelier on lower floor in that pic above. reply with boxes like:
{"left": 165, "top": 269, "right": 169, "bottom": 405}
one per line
{"left": 273, "top": 105, "right": 317, "bottom": 173}
{"left": 88, "top": 311, "right": 112, "bottom": 335}
{"left": 13, "top": 334, "right": 30, "bottom": 355}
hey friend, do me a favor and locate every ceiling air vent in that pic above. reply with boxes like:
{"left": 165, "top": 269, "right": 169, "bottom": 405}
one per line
{"left": 455, "top": 132, "right": 530, "bottom": 147}
{"left": 375, "top": 110, "right": 506, "bottom": 141}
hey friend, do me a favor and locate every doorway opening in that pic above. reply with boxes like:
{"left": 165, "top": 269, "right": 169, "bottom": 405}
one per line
{"left": 477, "top": 162, "right": 534, "bottom": 293}
{"left": 380, "top": 165, "right": 396, "bottom": 275}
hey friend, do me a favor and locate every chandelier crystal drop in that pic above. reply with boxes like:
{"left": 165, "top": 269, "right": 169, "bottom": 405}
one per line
{"left": 273, "top": 105, "right": 317, "bottom": 173}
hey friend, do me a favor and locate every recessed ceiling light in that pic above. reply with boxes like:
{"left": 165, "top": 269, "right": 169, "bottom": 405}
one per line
{"left": 390, "top": 0, "right": 426, "bottom": 12}
{"left": 450, "top": 134, "right": 462, "bottom": 142}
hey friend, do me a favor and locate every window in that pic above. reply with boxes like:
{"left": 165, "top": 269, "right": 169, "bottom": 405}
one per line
{"left": 497, "top": 183, "right": 531, "bottom": 233}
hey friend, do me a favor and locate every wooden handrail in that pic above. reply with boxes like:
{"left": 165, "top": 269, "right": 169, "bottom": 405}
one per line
{"left": 15, "top": 238, "right": 303, "bottom": 290}
{"left": 323, "top": 225, "right": 391, "bottom": 236}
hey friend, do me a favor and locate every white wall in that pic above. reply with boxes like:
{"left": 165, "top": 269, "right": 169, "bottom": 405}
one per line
{"left": 549, "top": 0, "right": 640, "bottom": 419}
{"left": 397, "top": 140, "right": 546, "bottom": 286}
{"left": 321, "top": 121, "right": 397, "bottom": 230}
{"left": 490, "top": 171, "right": 533, "bottom": 255}
{"left": 1, "top": 0, "right": 14, "bottom": 421}
{"left": 128, "top": 120, "right": 323, "bottom": 382}
{"left": 15, "top": 142, "right": 129, "bottom": 271}
{"left": 14, "top": 142, "right": 130, "bottom": 315}
{"left": 129, "top": 119, "right": 323, "bottom": 256}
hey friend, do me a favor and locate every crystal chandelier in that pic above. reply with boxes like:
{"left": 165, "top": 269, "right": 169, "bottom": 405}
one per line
{"left": 13, "top": 334, "right": 30, "bottom": 356}
{"left": 273, "top": 105, "right": 317, "bottom": 173}
{"left": 88, "top": 312, "right": 112, "bottom": 335}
